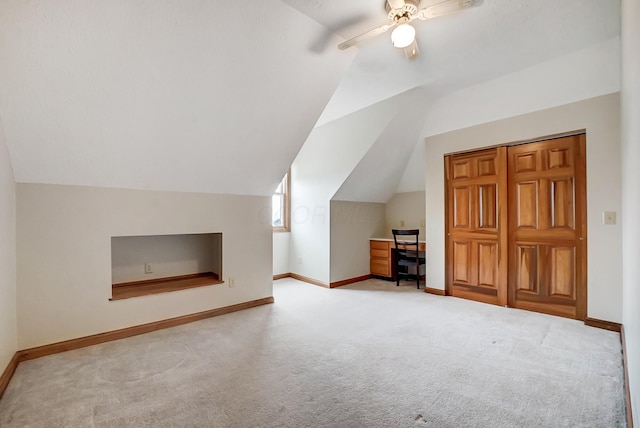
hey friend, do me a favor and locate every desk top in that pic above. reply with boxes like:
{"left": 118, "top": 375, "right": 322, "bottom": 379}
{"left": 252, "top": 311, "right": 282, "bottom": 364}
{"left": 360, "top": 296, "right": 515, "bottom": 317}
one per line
{"left": 369, "top": 237, "right": 426, "bottom": 244}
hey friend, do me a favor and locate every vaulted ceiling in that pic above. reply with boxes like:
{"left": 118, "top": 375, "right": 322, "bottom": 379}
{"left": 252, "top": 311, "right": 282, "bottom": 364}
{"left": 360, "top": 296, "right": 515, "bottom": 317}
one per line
{"left": 286, "top": 0, "right": 620, "bottom": 126}
{"left": 0, "top": 0, "right": 354, "bottom": 195}
{"left": 0, "top": 0, "right": 621, "bottom": 197}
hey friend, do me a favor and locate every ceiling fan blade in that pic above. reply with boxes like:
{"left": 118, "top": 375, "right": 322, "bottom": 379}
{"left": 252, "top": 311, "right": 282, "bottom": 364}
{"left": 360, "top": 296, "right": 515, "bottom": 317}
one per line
{"left": 404, "top": 39, "right": 419, "bottom": 61}
{"left": 338, "top": 22, "right": 397, "bottom": 50}
{"left": 417, "top": 0, "right": 482, "bottom": 20}
{"left": 387, "top": 0, "right": 406, "bottom": 10}
{"left": 310, "top": 14, "right": 369, "bottom": 53}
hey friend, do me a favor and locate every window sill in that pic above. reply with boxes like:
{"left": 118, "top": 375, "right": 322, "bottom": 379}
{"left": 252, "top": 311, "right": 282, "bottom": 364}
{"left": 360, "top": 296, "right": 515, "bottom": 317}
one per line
{"left": 110, "top": 272, "right": 222, "bottom": 301}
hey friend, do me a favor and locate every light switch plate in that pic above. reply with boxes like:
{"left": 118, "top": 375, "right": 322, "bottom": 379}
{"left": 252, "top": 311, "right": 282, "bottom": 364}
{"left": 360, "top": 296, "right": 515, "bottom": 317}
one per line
{"left": 603, "top": 211, "right": 616, "bottom": 225}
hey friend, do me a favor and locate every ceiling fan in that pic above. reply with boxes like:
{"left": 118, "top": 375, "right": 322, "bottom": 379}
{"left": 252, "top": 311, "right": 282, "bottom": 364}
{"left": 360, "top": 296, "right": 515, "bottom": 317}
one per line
{"left": 338, "top": 0, "right": 483, "bottom": 61}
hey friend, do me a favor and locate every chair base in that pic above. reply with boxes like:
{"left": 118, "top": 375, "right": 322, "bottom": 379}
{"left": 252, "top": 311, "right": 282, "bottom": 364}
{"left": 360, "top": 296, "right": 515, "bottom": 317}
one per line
{"left": 396, "top": 275, "right": 421, "bottom": 289}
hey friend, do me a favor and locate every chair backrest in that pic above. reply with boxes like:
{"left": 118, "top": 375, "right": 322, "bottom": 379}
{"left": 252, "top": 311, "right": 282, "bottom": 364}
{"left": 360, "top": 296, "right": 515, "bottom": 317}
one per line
{"left": 391, "top": 229, "right": 424, "bottom": 288}
{"left": 391, "top": 229, "right": 420, "bottom": 247}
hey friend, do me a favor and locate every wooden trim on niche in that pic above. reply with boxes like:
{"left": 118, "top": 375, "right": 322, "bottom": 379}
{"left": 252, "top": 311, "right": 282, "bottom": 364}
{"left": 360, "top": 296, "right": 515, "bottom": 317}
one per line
{"left": 584, "top": 317, "right": 622, "bottom": 333}
{"left": 0, "top": 352, "right": 20, "bottom": 400}
{"left": 17, "top": 297, "right": 274, "bottom": 362}
{"left": 424, "top": 287, "right": 446, "bottom": 296}
{"left": 110, "top": 272, "right": 223, "bottom": 301}
{"left": 621, "top": 325, "right": 634, "bottom": 428}
{"left": 273, "top": 273, "right": 291, "bottom": 281}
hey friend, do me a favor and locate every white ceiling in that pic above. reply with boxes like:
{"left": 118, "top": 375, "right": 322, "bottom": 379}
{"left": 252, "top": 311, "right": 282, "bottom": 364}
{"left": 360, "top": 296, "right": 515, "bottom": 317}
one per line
{"left": 0, "top": 0, "right": 621, "bottom": 197}
{"left": 0, "top": 0, "right": 354, "bottom": 195}
{"left": 284, "top": 0, "right": 621, "bottom": 125}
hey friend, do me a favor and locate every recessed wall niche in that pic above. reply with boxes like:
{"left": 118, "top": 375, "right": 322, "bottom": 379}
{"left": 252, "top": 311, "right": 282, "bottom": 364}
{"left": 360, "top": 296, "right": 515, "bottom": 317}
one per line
{"left": 110, "top": 233, "right": 223, "bottom": 300}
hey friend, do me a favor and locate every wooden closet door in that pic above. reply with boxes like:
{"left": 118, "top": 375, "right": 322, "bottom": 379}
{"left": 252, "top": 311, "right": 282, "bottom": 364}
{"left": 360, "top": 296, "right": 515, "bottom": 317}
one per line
{"left": 507, "top": 134, "right": 587, "bottom": 320}
{"left": 445, "top": 147, "right": 508, "bottom": 306}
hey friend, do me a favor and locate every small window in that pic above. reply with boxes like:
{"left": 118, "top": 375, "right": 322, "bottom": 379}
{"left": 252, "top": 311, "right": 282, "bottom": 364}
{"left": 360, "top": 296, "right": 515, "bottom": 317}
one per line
{"left": 273, "top": 170, "right": 290, "bottom": 232}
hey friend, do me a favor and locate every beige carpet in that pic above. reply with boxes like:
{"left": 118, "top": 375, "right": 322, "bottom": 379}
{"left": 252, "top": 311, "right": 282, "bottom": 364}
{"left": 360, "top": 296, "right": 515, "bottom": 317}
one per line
{"left": 0, "top": 278, "right": 627, "bottom": 427}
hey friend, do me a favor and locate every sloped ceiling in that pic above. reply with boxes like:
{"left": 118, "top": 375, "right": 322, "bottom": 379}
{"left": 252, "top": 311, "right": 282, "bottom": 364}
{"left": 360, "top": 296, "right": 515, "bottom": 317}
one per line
{"left": 284, "top": 0, "right": 620, "bottom": 126}
{"left": 332, "top": 87, "right": 433, "bottom": 203}
{"left": 0, "top": 0, "right": 354, "bottom": 196}
{"left": 291, "top": 89, "right": 406, "bottom": 202}
{"left": 0, "top": 0, "right": 621, "bottom": 199}
{"left": 289, "top": 0, "right": 620, "bottom": 203}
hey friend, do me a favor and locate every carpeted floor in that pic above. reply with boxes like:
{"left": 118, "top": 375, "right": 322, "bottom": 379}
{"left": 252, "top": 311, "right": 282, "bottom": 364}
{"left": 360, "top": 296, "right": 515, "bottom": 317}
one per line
{"left": 0, "top": 278, "right": 627, "bottom": 427}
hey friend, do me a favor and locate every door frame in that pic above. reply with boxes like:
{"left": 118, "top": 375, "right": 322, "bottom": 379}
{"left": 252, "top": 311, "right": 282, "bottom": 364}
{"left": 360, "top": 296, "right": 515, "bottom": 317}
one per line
{"left": 444, "top": 130, "right": 587, "bottom": 320}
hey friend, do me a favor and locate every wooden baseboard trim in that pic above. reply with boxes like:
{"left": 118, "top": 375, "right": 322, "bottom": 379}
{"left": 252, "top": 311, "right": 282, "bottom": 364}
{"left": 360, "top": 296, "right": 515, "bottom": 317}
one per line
{"left": 584, "top": 317, "right": 622, "bottom": 333}
{"left": 424, "top": 287, "right": 446, "bottom": 296}
{"left": 0, "top": 352, "right": 20, "bottom": 400}
{"left": 330, "top": 275, "right": 371, "bottom": 288}
{"left": 284, "top": 273, "right": 371, "bottom": 289}
{"left": 621, "top": 325, "right": 634, "bottom": 428}
{"left": 289, "top": 273, "right": 330, "bottom": 288}
{"left": 17, "top": 297, "right": 274, "bottom": 362}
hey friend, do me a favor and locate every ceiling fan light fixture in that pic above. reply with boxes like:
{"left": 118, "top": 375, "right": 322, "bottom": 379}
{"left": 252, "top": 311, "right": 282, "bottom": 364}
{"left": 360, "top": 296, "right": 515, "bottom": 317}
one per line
{"left": 390, "top": 23, "right": 415, "bottom": 48}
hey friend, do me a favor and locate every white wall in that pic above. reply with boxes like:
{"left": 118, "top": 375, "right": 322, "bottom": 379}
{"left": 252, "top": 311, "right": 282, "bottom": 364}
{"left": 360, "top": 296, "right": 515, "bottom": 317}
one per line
{"left": 0, "top": 118, "right": 17, "bottom": 371}
{"left": 332, "top": 88, "right": 433, "bottom": 203}
{"left": 397, "top": 38, "right": 619, "bottom": 198}
{"left": 16, "top": 184, "right": 273, "bottom": 349}
{"left": 621, "top": 0, "right": 640, "bottom": 423}
{"left": 273, "top": 232, "right": 290, "bottom": 276}
{"left": 289, "top": 95, "right": 403, "bottom": 283}
{"left": 396, "top": 141, "right": 426, "bottom": 193}
{"left": 329, "top": 201, "right": 385, "bottom": 283}
{"left": 424, "top": 37, "right": 620, "bottom": 137}
{"left": 425, "top": 94, "right": 622, "bottom": 323}
{"left": 385, "top": 191, "right": 426, "bottom": 239}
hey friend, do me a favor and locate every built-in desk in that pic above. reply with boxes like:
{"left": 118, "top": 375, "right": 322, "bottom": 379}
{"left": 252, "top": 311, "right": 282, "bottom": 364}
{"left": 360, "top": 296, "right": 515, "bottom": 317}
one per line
{"left": 369, "top": 238, "right": 426, "bottom": 280}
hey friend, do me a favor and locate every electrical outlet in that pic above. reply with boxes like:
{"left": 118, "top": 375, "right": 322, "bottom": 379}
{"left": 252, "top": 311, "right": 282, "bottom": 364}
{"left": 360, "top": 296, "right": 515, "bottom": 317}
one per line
{"left": 603, "top": 211, "right": 616, "bottom": 225}
{"left": 298, "top": 257, "right": 303, "bottom": 265}
{"left": 228, "top": 277, "right": 236, "bottom": 288}
{"left": 400, "top": 220, "right": 405, "bottom": 227}
{"left": 420, "top": 219, "right": 425, "bottom": 227}
{"left": 144, "top": 262, "right": 153, "bottom": 274}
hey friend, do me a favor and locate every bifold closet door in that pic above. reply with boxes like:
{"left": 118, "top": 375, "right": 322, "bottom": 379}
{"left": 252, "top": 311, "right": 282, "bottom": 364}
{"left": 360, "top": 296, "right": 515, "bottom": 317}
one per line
{"left": 507, "top": 134, "right": 587, "bottom": 320}
{"left": 445, "top": 147, "right": 508, "bottom": 306}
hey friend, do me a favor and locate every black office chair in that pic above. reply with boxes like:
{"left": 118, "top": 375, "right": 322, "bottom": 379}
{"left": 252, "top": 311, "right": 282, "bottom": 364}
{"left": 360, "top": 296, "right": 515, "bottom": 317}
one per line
{"left": 392, "top": 229, "right": 425, "bottom": 289}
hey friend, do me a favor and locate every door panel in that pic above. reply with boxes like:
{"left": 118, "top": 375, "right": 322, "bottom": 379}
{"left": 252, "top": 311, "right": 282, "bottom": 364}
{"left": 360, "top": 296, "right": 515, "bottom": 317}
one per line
{"left": 549, "top": 247, "right": 575, "bottom": 299}
{"left": 548, "top": 147, "right": 572, "bottom": 169}
{"left": 452, "top": 240, "right": 472, "bottom": 285}
{"left": 478, "top": 241, "right": 499, "bottom": 288}
{"left": 516, "top": 245, "right": 538, "bottom": 293}
{"left": 478, "top": 184, "right": 497, "bottom": 228}
{"left": 452, "top": 159, "right": 473, "bottom": 179}
{"left": 478, "top": 156, "right": 497, "bottom": 176}
{"left": 507, "top": 134, "right": 587, "bottom": 320}
{"left": 445, "top": 148, "right": 508, "bottom": 306}
{"left": 514, "top": 151, "right": 538, "bottom": 173}
{"left": 453, "top": 186, "right": 471, "bottom": 228}
{"left": 551, "top": 178, "right": 574, "bottom": 229}
{"left": 516, "top": 182, "right": 538, "bottom": 228}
